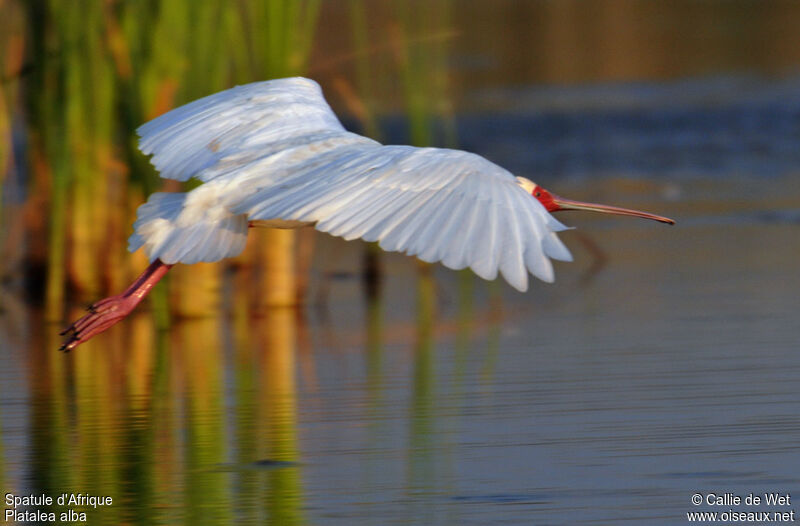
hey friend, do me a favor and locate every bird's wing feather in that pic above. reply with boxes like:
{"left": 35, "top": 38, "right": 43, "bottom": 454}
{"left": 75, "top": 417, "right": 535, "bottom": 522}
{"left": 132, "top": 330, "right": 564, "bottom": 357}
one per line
{"left": 137, "top": 77, "right": 352, "bottom": 182}
{"left": 233, "top": 145, "right": 572, "bottom": 291}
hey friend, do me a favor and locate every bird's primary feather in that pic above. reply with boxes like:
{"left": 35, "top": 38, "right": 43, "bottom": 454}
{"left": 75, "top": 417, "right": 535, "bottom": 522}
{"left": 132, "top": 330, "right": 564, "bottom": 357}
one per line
{"left": 131, "top": 77, "right": 572, "bottom": 291}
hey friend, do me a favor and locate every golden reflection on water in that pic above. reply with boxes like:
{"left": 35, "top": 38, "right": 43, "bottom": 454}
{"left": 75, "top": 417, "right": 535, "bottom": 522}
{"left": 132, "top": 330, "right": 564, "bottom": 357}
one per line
{"left": 176, "top": 317, "right": 229, "bottom": 524}
{"left": 13, "top": 294, "right": 311, "bottom": 523}
{"left": 256, "top": 308, "right": 303, "bottom": 526}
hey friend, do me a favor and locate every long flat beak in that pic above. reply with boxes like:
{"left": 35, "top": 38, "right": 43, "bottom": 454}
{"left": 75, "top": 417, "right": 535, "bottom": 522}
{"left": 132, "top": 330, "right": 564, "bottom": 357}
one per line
{"left": 553, "top": 195, "right": 675, "bottom": 225}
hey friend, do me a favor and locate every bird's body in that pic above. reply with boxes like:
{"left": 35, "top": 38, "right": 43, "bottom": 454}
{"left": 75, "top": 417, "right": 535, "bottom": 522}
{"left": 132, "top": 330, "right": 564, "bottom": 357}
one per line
{"left": 61, "top": 77, "right": 673, "bottom": 351}
{"left": 129, "top": 77, "right": 571, "bottom": 288}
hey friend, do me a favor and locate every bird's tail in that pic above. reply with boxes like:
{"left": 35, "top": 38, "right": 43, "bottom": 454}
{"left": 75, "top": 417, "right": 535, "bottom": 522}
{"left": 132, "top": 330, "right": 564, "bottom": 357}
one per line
{"left": 128, "top": 191, "right": 248, "bottom": 265}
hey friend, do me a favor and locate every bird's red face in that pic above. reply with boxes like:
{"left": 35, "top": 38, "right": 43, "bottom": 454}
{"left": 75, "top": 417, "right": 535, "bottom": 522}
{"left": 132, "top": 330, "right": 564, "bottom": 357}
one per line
{"left": 530, "top": 185, "right": 558, "bottom": 212}
{"left": 517, "top": 177, "right": 675, "bottom": 224}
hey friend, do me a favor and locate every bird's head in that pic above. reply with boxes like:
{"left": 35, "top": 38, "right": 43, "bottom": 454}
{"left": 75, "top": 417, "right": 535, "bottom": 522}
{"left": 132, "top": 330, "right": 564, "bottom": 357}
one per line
{"left": 516, "top": 177, "right": 675, "bottom": 225}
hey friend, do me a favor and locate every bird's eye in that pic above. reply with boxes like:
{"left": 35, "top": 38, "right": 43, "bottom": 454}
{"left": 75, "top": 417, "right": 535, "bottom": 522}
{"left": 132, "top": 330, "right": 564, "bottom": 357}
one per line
{"left": 534, "top": 191, "right": 541, "bottom": 197}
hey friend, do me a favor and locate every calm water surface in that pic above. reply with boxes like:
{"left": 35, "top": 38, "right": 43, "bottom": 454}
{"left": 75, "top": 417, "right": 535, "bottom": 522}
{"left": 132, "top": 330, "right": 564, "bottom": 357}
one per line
{"left": 2, "top": 82, "right": 800, "bottom": 524}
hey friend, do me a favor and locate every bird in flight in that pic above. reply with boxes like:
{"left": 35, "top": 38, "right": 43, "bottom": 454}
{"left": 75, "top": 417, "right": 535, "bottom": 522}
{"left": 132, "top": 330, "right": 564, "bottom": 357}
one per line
{"left": 60, "top": 77, "right": 673, "bottom": 351}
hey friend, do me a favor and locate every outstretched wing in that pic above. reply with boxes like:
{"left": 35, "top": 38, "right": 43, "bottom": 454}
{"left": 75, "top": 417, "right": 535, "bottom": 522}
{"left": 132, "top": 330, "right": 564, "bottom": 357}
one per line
{"left": 137, "top": 77, "right": 353, "bottom": 183}
{"left": 233, "top": 144, "right": 573, "bottom": 291}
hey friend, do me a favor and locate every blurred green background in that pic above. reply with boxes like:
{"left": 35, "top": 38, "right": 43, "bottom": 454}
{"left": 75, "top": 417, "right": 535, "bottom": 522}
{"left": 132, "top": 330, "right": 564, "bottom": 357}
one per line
{"left": 3, "top": 0, "right": 799, "bottom": 320}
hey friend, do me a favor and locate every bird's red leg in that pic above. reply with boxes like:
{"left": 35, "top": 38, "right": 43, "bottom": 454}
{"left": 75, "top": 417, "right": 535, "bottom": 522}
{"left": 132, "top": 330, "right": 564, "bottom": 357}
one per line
{"left": 59, "top": 259, "right": 173, "bottom": 352}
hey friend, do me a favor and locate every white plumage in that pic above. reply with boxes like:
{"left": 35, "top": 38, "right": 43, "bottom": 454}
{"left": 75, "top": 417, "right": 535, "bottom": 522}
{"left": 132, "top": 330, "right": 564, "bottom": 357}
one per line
{"left": 129, "top": 77, "right": 573, "bottom": 291}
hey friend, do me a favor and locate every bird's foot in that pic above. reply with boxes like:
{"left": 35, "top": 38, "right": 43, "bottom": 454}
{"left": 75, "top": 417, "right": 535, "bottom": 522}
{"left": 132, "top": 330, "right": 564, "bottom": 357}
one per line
{"left": 59, "top": 295, "right": 138, "bottom": 352}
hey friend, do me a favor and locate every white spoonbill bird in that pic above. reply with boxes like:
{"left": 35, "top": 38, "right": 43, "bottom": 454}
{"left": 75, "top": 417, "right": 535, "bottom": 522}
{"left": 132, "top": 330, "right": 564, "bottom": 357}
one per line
{"left": 60, "top": 77, "right": 673, "bottom": 351}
